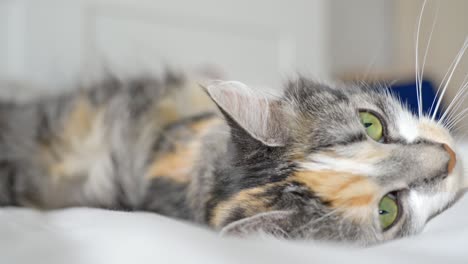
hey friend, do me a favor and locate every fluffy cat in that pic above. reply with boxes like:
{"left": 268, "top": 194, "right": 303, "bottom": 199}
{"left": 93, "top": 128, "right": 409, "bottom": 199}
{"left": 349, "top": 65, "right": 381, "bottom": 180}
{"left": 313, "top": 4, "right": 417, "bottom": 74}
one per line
{"left": 0, "top": 72, "right": 464, "bottom": 245}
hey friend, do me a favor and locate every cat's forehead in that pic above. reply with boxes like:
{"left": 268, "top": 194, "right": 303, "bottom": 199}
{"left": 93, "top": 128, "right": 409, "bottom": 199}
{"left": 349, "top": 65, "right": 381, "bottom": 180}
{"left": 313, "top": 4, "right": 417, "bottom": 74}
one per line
{"left": 285, "top": 80, "right": 452, "bottom": 145}
{"left": 347, "top": 90, "right": 453, "bottom": 145}
{"left": 285, "top": 80, "right": 398, "bottom": 117}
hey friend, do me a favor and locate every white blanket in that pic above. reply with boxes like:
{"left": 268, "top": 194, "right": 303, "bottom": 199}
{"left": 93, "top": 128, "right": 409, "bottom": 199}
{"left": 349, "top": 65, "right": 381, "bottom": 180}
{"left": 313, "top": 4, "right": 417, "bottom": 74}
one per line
{"left": 0, "top": 196, "right": 467, "bottom": 264}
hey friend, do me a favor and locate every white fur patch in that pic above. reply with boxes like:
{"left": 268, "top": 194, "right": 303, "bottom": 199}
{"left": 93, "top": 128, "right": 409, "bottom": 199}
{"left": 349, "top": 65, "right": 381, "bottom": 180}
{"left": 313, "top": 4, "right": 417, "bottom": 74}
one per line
{"left": 407, "top": 161, "right": 462, "bottom": 231}
{"left": 300, "top": 154, "right": 376, "bottom": 176}
{"left": 397, "top": 111, "right": 419, "bottom": 142}
{"left": 407, "top": 190, "right": 456, "bottom": 231}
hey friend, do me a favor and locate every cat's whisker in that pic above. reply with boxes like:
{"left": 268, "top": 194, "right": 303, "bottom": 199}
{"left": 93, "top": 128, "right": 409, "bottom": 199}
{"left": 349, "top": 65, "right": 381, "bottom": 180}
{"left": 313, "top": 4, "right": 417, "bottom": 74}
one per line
{"left": 415, "top": 0, "right": 428, "bottom": 117}
{"left": 451, "top": 120, "right": 468, "bottom": 133}
{"left": 439, "top": 74, "right": 468, "bottom": 123}
{"left": 362, "top": 52, "right": 381, "bottom": 83}
{"left": 456, "top": 133, "right": 468, "bottom": 143}
{"left": 444, "top": 79, "right": 468, "bottom": 125}
{"left": 436, "top": 44, "right": 468, "bottom": 124}
{"left": 456, "top": 133, "right": 468, "bottom": 142}
{"left": 444, "top": 83, "right": 468, "bottom": 121}
{"left": 444, "top": 107, "right": 468, "bottom": 129}
{"left": 433, "top": 36, "right": 468, "bottom": 121}
{"left": 293, "top": 208, "right": 341, "bottom": 234}
{"left": 443, "top": 104, "right": 467, "bottom": 130}
{"left": 451, "top": 121, "right": 468, "bottom": 134}
{"left": 419, "top": 0, "right": 440, "bottom": 117}
{"left": 429, "top": 53, "right": 461, "bottom": 116}
{"left": 443, "top": 97, "right": 468, "bottom": 129}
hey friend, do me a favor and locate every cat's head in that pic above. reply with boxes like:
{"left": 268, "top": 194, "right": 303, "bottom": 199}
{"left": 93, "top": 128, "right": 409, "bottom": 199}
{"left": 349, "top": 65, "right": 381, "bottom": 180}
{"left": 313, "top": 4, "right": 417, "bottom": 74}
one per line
{"left": 204, "top": 77, "right": 465, "bottom": 245}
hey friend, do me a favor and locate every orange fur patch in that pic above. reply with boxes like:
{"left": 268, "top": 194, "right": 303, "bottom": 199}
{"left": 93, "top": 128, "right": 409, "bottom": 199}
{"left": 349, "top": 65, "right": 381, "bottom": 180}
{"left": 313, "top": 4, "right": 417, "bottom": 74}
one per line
{"left": 156, "top": 98, "right": 181, "bottom": 125}
{"left": 210, "top": 169, "right": 380, "bottom": 228}
{"left": 146, "top": 142, "right": 197, "bottom": 183}
{"left": 210, "top": 185, "right": 275, "bottom": 228}
{"left": 146, "top": 117, "right": 221, "bottom": 183}
{"left": 62, "top": 98, "right": 96, "bottom": 141}
{"left": 291, "top": 170, "right": 379, "bottom": 222}
{"left": 418, "top": 121, "right": 453, "bottom": 145}
{"left": 189, "top": 118, "right": 222, "bottom": 133}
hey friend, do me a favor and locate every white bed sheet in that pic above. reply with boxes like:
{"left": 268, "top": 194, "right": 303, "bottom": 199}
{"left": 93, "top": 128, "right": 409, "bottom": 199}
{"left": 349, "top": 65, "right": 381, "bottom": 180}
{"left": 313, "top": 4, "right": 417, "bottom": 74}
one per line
{"left": 0, "top": 146, "right": 467, "bottom": 264}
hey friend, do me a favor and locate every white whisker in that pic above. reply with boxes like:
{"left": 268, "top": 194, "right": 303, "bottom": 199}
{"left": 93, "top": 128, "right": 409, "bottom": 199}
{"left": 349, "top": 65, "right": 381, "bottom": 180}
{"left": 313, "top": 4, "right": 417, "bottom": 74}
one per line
{"left": 293, "top": 208, "right": 340, "bottom": 234}
{"left": 415, "top": 0, "right": 428, "bottom": 117}
{"left": 447, "top": 74, "right": 468, "bottom": 114}
{"left": 445, "top": 108, "right": 468, "bottom": 130}
{"left": 419, "top": 0, "right": 439, "bottom": 117}
{"left": 452, "top": 122, "right": 468, "bottom": 134}
{"left": 441, "top": 78, "right": 468, "bottom": 123}
{"left": 433, "top": 37, "right": 468, "bottom": 121}
{"left": 362, "top": 52, "right": 380, "bottom": 83}
{"left": 429, "top": 49, "right": 462, "bottom": 115}
{"left": 456, "top": 132, "right": 468, "bottom": 143}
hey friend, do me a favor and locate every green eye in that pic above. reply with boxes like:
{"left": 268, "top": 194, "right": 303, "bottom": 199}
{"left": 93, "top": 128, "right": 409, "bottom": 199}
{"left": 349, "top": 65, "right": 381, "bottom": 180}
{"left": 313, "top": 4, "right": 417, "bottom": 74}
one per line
{"left": 379, "top": 194, "right": 399, "bottom": 230}
{"left": 359, "top": 112, "right": 383, "bottom": 141}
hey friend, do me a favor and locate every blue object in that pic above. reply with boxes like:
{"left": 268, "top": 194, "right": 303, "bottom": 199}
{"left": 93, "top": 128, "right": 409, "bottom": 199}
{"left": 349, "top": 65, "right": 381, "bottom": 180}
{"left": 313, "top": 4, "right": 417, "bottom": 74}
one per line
{"left": 387, "top": 79, "right": 442, "bottom": 119}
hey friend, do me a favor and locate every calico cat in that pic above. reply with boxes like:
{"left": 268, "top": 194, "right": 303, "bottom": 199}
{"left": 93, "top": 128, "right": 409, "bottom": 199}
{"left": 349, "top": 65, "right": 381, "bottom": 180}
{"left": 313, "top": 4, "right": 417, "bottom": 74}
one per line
{"left": 0, "top": 72, "right": 464, "bottom": 245}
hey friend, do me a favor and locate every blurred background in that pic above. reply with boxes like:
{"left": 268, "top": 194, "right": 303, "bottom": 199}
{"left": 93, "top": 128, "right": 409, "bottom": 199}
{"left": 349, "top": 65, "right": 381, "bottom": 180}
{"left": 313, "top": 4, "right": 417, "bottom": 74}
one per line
{"left": 0, "top": 0, "right": 467, "bottom": 132}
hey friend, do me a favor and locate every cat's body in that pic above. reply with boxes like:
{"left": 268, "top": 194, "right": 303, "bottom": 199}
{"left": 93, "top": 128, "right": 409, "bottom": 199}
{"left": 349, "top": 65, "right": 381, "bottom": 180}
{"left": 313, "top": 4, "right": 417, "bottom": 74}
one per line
{"left": 0, "top": 75, "right": 220, "bottom": 221}
{"left": 0, "top": 73, "right": 465, "bottom": 245}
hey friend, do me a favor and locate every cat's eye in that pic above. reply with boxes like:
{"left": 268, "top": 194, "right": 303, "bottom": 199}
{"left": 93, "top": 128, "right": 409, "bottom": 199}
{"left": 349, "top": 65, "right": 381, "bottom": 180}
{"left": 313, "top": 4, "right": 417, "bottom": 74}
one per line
{"left": 359, "top": 112, "right": 383, "bottom": 142}
{"left": 378, "top": 193, "right": 399, "bottom": 230}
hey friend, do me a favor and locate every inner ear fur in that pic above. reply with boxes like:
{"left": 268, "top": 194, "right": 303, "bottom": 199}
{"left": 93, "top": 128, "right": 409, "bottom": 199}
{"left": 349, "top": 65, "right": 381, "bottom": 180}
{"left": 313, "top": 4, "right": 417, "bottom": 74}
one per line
{"left": 203, "top": 81, "right": 289, "bottom": 147}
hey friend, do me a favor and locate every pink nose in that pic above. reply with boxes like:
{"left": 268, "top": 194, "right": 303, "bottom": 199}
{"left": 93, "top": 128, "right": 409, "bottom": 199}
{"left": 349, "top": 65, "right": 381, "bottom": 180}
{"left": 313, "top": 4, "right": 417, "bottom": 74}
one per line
{"left": 443, "top": 144, "right": 457, "bottom": 174}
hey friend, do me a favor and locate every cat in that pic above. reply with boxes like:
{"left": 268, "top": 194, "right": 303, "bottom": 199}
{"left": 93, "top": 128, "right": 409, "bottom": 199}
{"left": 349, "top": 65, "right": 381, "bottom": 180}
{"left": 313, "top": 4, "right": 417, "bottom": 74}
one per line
{"left": 0, "top": 70, "right": 464, "bottom": 246}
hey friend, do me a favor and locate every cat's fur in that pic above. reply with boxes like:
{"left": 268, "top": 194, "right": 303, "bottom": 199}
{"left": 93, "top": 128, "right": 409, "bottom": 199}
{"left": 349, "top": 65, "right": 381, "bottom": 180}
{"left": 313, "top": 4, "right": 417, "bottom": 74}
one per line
{"left": 0, "top": 73, "right": 464, "bottom": 245}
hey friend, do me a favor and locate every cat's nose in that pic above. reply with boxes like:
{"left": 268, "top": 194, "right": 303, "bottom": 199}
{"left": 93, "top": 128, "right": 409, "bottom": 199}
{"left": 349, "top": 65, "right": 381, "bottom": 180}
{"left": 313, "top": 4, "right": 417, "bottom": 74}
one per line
{"left": 442, "top": 144, "right": 457, "bottom": 174}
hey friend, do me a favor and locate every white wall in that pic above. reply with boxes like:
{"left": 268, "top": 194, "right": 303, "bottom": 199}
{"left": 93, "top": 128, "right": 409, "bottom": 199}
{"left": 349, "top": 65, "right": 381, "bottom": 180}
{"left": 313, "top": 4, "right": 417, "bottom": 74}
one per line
{"left": 328, "top": 0, "right": 393, "bottom": 77}
{"left": 0, "top": 0, "right": 333, "bottom": 90}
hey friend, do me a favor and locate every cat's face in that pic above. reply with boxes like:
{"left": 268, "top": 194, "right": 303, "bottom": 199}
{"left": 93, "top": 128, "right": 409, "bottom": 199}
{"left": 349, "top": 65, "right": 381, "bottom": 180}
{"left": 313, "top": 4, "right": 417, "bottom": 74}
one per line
{"left": 204, "top": 78, "right": 465, "bottom": 245}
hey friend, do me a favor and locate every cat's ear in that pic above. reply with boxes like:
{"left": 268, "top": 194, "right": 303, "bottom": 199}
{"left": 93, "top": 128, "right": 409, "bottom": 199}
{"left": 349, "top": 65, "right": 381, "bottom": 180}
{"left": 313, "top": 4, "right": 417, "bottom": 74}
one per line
{"left": 203, "top": 81, "right": 288, "bottom": 147}
{"left": 220, "top": 211, "right": 294, "bottom": 238}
